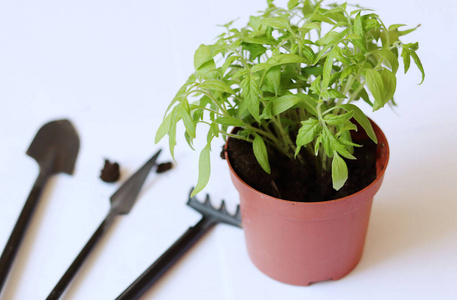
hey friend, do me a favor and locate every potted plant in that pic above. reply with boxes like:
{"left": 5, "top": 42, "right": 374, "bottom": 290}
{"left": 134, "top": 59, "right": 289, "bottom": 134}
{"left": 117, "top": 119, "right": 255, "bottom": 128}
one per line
{"left": 156, "top": 0, "right": 424, "bottom": 285}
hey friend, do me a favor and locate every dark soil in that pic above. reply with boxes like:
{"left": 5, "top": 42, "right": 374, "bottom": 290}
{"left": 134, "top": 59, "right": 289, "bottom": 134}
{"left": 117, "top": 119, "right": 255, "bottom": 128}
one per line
{"left": 156, "top": 162, "right": 174, "bottom": 174}
{"left": 100, "top": 159, "right": 121, "bottom": 183}
{"left": 225, "top": 132, "right": 377, "bottom": 202}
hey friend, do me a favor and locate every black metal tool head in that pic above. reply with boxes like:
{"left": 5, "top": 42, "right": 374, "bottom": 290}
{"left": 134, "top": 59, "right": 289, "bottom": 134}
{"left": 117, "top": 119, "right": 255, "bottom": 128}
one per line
{"left": 26, "top": 119, "right": 80, "bottom": 175}
{"left": 187, "top": 188, "right": 242, "bottom": 228}
{"left": 110, "top": 149, "right": 162, "bottom": 215}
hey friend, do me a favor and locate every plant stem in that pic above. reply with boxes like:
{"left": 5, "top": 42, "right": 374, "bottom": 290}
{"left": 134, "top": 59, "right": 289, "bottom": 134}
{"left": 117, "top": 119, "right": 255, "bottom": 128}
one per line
{"left": 347, "top": 80, "right": 366, "bottom": 103}
{"left": 246, "top": 125, "right": 280, "bottom": 143}
{"left": 199, "top": 107, "right": 225, "bottom": 117}
{"left": 190, "top": 90, "right": 229, "bottom": 116}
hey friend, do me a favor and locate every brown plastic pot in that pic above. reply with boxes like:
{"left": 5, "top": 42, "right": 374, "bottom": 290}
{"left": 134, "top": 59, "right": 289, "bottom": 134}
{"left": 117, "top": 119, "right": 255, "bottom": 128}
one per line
{"left": 225, "top": 119, "right": 389, "bottom": 286}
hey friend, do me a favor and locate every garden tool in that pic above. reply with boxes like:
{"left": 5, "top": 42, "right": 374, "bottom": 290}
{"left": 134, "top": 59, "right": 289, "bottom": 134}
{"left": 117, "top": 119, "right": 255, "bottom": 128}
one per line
{"left": 46, "top": 149, "right": 162, "bottom": 300}
{"left": 0, "top": 119, "right": 80, "bottom": 295}
{"left": 115, "top": 189, "right": 242, "bottom": 300}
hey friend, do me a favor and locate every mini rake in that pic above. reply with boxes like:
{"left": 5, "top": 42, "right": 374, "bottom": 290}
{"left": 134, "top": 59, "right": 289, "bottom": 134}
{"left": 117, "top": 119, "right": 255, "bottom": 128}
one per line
{"left": 116, "top": 188, "right": 242, "bottom": 300}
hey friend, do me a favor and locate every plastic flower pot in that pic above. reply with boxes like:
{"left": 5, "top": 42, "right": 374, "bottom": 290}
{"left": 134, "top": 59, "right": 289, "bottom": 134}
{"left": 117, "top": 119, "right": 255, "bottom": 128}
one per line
{"left": 225, "top": 119, "right": 389, "bottom": 286}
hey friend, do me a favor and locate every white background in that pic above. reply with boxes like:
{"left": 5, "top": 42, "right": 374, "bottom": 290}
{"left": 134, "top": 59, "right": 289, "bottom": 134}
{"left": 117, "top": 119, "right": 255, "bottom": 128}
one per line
{"left": 0, "top": 0, "right": 456, "bottom": 299}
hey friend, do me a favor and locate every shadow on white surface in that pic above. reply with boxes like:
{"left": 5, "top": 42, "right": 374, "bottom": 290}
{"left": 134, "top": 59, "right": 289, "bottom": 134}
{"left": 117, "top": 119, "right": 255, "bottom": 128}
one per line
{"left": 355, "top": 157, "right": 457, "bottom": 278}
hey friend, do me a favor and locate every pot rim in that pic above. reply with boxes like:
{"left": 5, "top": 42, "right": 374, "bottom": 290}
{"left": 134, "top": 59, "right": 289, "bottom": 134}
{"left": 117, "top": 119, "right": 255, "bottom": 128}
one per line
{"left": 224, "top": 118, "right": 390, "bottom": 207}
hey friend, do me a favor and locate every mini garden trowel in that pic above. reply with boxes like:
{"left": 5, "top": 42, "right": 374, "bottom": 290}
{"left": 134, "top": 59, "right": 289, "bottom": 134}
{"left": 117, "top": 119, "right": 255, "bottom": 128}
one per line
{"left": 115, "top": 189, "right": 242, "bottom": 300}
{"left": 0, "top": 119, "right": 80, "bottom": 296}
{"left": 46, "top": 149, "right": 162, "bottom": 300}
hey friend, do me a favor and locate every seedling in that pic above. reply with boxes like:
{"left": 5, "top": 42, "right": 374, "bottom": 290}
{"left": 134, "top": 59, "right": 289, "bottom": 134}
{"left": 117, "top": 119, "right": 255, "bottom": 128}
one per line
{"left": 156, "top": 0, "right": 424, "bottom": 195}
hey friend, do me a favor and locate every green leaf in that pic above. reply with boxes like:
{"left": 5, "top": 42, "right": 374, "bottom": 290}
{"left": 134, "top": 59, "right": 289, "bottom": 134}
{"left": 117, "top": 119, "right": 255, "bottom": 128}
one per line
{"left": 249, "top": 16, "right": 262, "bottom": 33}
{"left": 261, "top": 17, "right": 292, "bottom": 31}
{"left": 316, "top": 31, "right": 344, "bottom": 46}
{"left": 358, "top": 87, "right": 373, "bottom": 107}
{"left": 191, "top": 143, "right": 212, "bottom": 197}
{"left": 350, "top": 8, "right": 374, "bottom": 16}
{"left": 252, "top": 54, "right": 310, "bottom": 72}
{"left": 221, "top": 55, "right": 239, "bottom": 74}
{"left": 196, "top": 59, "right": 217, "bottom": 79}
{"left": 243, "top": 43, "right": 267, "bottom": 61}
{"left": 311, "top": 14, "right": 336, "bottom": 25}
{"left": 322, "top": 48, "right": 337, "bottom": 90}
{"left": 340, "top": 64, "right": 358, "bottom": 81}
{"left": 302, "top": 45, "right": 316, "bottom": 65}
{"left": 350, "top": 37, "right": 367, "bottom": 53}
{"left": 296, "top": 118, "right": 320, "bottom": 147}
{"left": 168, "top": 105, "right": 181, "bottom": 161}
{"left": 401, "top": 47, "right": 411, "bottom": 73}
{"left": 194, "top": 44, "right": 212, "bottom": 70}
{"left": 314, "top": 134, "right": 323, "bottom": 156}
{"left": 300, "top": 22, "right": 321, "bottom": 34}
{"left": 334, "top": 47, "right": 351, "bottom": 65}
{"left": 269, "top": 53, "right": 310, "bottom": 65}
{"left": 287, "top": 0, "right": 299, "bottom": 10}
{"left": 240, "top": 73, "right": 261, "bottom": 122}
{"left": 242, "top": 36, "right": 274, "bottom": 45}
{"left": 321, "top": 129, "right": 334, "bottom": 157}
{"left": 407, "top": 42, "right": 419, "bottom": 51}
{"left": 232, "top": 68, "right": 249, "bottom": 79}
{"left": 184, "top": 131, "right": 195, "bottom": 150}
{"left": 313, "top": 44, "right": 333, "bottom": 64}
{"left": 323, "top": 129, "right": 356, "bottom": 160}
{"left": 345, "top": 33, "right": 362, "bottom": 40}
{"left": 197, "top": 79, "right": 235, "bottom": 94}
{"left": 339, "top": 104, "right": 377, "bottom": 143}
{"left": 191, "top": 95, "right": 211, "bottom": 122}
{"left": 155, "top": 113, "right": 172, "bottom": 144}
{"left": 180, "top": 99, "right": 196, "bottom": 138}
{"left": 302, "top": 0, "right": 314, "bottom": 16}
{"left": 295, "top": 93, "right": 318, "bottom": 116}
{"left": 324, "top": 112, "right": 354, "bottom": 126}
{"left": 328, "top": 89, "right": 347, "bottom": 99}
{"left": 324, "top": 6, "right": 346, "bottom": 16}
{"left": 265, "top": 66, "right": 281, "bottom": 96}
{"left": 166, "top": 82, "right": 188, "bottom": 114}
{"left": 364, "top": 69, "right": 386, "bottom": 111}
{"left": 332, "top": 152, "right": 348, "bottom": 190}
{"left": 399, "top": 25, "right": 421, "bottom": 36}
{"left": 271, "top": 95, "right": 300, "bottom": 115}
{"left": 389, "top": 24, "right": 407, "bottom": 31}
{"left": 210, "top": 123, "right": 219, "bottom": 138}
{"left": 380, "top": 69, "right": 397, "bottom": 107}
{"left": 310, "top": 75, "right": 322, "bottom": 95}
{"left": 338, "top": 129, "right": 361, "bottom": 149}
{"left": 362, "top": 16, "right": 380, "bottom": 31}
{"left": 253, "top": 134, "right": 271, "bottom": 174}
{"left": 215, "top": 116, "right": 246, "bottom": 127}
{"left": 371, "top": 50, "right": 399, "bottom": 74}
{"left": 354, "top": 12, "right": 364, "bottom": 38}
{"left": 303, "top": 66, "right": 323, "bottom": 76}
{"left": 410, "top": 50, "right": 425, "bottom": 84}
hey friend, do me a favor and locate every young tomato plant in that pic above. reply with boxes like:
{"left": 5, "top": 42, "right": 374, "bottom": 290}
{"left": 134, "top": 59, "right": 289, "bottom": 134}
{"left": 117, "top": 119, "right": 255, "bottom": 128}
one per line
{"left": 156, "top": 0, "right": 424, "bottom": 196}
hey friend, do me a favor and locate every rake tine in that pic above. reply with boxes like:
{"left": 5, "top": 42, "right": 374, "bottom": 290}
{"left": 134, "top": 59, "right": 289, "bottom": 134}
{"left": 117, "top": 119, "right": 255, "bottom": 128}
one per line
{"left": 219, "top": 200, "right": 228, "bottom": 214}
{"left": 234, "top": 205, "right": 241, "bottom": 221}
{"left": 204, "top": 194, "right": 211, "bottom": 207}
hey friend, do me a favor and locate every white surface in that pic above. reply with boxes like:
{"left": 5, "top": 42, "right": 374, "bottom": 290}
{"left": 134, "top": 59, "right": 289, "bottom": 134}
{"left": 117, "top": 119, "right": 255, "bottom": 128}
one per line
{"left": 0, "top": 0, "right": 456, "bottom": 299}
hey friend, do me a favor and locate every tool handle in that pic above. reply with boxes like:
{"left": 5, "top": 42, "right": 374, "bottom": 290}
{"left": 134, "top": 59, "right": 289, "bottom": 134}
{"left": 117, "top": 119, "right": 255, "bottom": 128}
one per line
{"left": 115, "top": 217, "right": 215, "bottom": 300}
{"left": 0, "top": 168, "right": 50, "bottom": 294}
{"left": 46, "top": 213, "right": 116, "bottom": 300}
